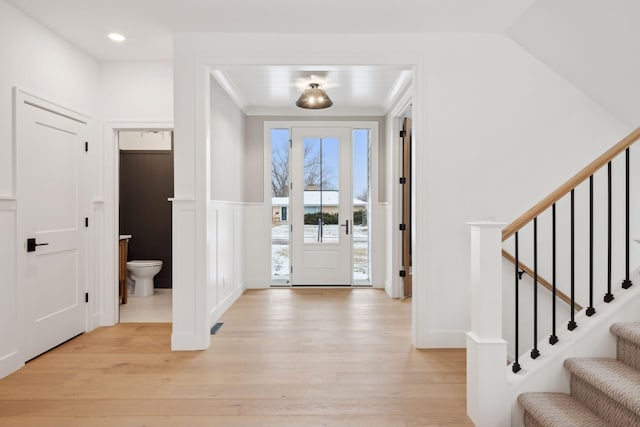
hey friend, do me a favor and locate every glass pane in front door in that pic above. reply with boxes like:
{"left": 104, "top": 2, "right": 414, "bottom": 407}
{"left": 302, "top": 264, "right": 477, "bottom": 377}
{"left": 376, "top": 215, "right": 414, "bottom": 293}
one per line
{"left": 303, "top": 137, "right": 340, "bottom": 245}
{"left": 270, "top": 128, "right": 290, "bottom": 284}
{"left": 353, "top": 129, "right": 370, "bottom": 283}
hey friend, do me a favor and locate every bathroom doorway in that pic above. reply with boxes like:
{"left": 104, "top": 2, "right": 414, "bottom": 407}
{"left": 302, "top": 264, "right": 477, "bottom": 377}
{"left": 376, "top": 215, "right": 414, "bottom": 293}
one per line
{"left": 117, "top": 130, "right": 174, "bottom": 322}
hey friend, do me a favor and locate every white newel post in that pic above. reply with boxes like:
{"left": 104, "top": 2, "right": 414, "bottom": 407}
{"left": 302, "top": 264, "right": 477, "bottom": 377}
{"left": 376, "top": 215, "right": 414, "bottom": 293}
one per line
{"left": 466, "top": 221, "right": 509, "bottom": 427}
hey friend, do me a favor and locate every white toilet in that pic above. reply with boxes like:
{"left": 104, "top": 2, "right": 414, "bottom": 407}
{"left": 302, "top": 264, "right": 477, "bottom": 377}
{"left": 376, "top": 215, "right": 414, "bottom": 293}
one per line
{"left": 126, "top": 260, "right": 163, "bottom": 297}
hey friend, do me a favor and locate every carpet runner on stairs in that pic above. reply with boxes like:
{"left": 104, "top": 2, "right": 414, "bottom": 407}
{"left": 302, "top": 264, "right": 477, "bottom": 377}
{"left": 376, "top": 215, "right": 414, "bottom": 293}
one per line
{"left": 518, "top": 323, "right": 640, "bottom": 426}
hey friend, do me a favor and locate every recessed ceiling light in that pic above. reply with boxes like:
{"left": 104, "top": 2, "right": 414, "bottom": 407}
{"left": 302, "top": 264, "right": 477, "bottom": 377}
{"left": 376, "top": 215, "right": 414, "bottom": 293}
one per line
{"left": 108, "top": 33, "right": 126, "bottom": 42}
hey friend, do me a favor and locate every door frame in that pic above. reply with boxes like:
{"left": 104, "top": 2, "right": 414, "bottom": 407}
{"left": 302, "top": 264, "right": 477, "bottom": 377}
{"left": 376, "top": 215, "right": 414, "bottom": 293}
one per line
{"left": 103, "top": 121, "right": 174, "bottom": 326}
{"left": 388, "top": 90, "right": 413, "bottom": 298}
{"left": 264, "top": 121, "right": 379, "bottom": 287}
{"left": 14, "top": 88, "right": 91, "bottom": 362}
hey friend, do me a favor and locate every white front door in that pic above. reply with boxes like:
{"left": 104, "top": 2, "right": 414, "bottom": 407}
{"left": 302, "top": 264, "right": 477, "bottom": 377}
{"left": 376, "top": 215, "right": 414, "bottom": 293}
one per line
{"left": 291, "top": 127, "right": 352, "bottom": 285}
{"left": 17, "top": 94, "right": 87, "bottom": 361}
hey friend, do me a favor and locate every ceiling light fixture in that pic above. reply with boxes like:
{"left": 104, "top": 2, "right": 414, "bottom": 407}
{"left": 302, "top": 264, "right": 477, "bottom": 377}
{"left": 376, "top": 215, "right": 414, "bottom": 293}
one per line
{"left": 296, "top": 83, "right": 333, "bottom": 109}
{"left": 108, "top": 33, "right": 126, "bottom": 42}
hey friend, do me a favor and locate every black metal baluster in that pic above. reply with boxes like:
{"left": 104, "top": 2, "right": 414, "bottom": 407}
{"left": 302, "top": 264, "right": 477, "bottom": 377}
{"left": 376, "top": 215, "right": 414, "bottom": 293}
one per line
{"left": 623, "top": 148, "right": 633, "bottom": 289}
{"left": 587, "top": 176, "right": 596, "bottom": 316}
{"left": 605, "top": 162, "right": 614, "bottom": 302}
{"left": 513, "top": 231, "right": 521, "bottom": 373}
{"left": 531, "top": 218, "right": 540, "bottom": 359}
{"left": 549, "top": 203, "right": 558, "bottom": 344}
{"left": 568, "top": 189, "right": 578, "bottom": 331}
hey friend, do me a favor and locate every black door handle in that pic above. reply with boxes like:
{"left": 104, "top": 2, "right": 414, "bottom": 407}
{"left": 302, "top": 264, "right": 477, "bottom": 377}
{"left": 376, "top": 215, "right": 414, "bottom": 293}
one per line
{"left": 26, "top": 238, "right": 49, "bottom": 252}
{"left": 340, "top": 219, "right": 350, "bottom": 235}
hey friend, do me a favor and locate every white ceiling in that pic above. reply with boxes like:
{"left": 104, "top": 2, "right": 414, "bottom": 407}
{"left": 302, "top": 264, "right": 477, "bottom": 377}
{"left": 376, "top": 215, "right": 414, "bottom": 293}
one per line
{"left": 7, "top": 0, "right": 535, "bottom": 62}
{"left": 6, "top": 0, "right": 533, "bottom": 114}
{"left": 507, "top": 0, "right": 640, "bottom": 126}
{"left": 214, "top": 66, "right": 413, "bottom": 116}
{"left": 12, "top": 0, "right": 638, "bottom": 123}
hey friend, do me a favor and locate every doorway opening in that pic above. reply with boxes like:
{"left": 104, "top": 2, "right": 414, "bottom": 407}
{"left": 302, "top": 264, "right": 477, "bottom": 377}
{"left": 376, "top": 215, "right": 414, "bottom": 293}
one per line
{"left": 116, "top": 129, "right": 174, "bottom": 322}
{"left": 268, "top": 123, "right": 375, "bottom": 287}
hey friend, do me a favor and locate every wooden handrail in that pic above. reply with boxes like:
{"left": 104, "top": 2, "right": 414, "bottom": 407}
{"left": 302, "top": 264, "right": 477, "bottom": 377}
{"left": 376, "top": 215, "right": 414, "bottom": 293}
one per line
{"left": 502, "top": 249, "right": 583, "bottom": 311}
{"left": 502, "top": 127, "right": 640, "bottom": 241}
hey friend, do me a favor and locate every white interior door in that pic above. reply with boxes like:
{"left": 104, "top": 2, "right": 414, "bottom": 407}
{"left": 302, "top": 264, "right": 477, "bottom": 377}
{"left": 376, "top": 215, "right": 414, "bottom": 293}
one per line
{"left": 17, "top": 96, "right": 87, "bottom": 361}
{"left": 291, "top": 127, "right": 352, "bottom": 285}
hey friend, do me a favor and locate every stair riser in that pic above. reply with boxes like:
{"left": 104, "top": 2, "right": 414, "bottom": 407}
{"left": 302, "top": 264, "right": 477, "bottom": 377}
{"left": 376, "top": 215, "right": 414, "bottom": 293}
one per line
{"left": 523, "top": 411, "right": 545, "bottom": 427}
{"left": 617, "top": 338, "right": 640, "bottom": 371}
{"left": 571, "top": 375, "right": 640, "bottom": 426}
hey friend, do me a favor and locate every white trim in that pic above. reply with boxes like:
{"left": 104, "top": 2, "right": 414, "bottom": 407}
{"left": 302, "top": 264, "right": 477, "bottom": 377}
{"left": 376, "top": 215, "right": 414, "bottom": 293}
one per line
{"left": 0, "top": 199, "right": 17, "bottom": 210}
{"left": 466, "top": 332, "right": 508, "bottom": 345}
{"left": 102, "top": 121, "right": 174, "bottom": 327}
{"left": 13, "top": 87, "right": 91, "bottom": 122}
{"left": 383, "top": 70, "right": 413, "bottom": 114}
{"left": 209, "top": 286, "right": 244, "bottom": 328}
{"left": 424, "top": 330, "right": 468, "bottom": 348}
{"left": 247, "top": 106, "right": 385, "bottom": 117}
{"left": 388, "top": 85, "right": 413, "bottom": 118}
{"left": 211, "top": 70, "right": 249, "bottom": 114}
{"left": 388, "top": 86, "right": 413, "bottom": 299}
{"left": 174, "top": 40, "right": 424, "bottom": 349}
{"left": 210, "top": 200, "right": 263, "bottom": 207}
{"left": 0, "top": 351, "right": 22, "bottom": 380}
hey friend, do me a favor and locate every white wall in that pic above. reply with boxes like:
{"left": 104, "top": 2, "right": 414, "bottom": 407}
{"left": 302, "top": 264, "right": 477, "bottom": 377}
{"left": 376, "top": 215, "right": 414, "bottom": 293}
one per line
{"left": 419, "top": 34, "right": 631, "bottom": 346}
{"left": 206, "top": 76, "right": 248, "bottom": 329}
{"left": 0, "top": 0, "right": 99, "bottom": 378}
{"left": 507, "top": 0, "right": 640, "bottom": 126}
{"left": 172, "top": 32, "right": 632, "bottom": 350}
{"left": 210, "top": 76, "right": 246, "bottom": 202}
{"left": 100, "top": 62, "right": 173, "bottom": 121}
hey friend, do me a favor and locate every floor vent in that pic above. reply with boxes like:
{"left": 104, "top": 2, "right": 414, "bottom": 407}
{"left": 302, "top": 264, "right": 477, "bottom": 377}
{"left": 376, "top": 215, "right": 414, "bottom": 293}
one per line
{"left": 210, "top": 323, "right": 224, "bottom": 334}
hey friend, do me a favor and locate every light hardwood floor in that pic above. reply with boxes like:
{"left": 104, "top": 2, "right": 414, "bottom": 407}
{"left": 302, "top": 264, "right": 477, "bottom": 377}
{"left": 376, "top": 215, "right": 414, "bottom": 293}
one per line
{"left": 0, "top": 289, "right": 471, "bottom": 426}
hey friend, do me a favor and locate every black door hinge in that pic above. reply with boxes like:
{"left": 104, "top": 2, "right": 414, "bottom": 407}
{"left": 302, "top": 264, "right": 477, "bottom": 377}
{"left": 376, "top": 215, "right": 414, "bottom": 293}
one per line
{"left": 399, "top": 130, "right": 406, "bottom": 138}
{"left": 399, "top": 224, "right": 406, "bottom": 231}
{"left": 399, "top": 270, "right": 406, "bottom": 277}
{"left": 85, "top": 141, "right": 88, "bottom": 152}
{"left": 399, "top": 177, "right": 406, "bottom": 184}
{"left": 85, "top": 217, "right": 89, "bottom": 227}
{"left": 85, "top": 292, "right": 89, "bottom": 303}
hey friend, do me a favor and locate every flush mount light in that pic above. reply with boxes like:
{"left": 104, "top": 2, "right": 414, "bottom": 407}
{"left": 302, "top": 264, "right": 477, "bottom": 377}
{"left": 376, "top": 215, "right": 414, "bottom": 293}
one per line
{"left": 296, "top": 83, "right": 333, "bottom": 109}
{"left": 108, "top": 33, "right": 126, "bottom": 42}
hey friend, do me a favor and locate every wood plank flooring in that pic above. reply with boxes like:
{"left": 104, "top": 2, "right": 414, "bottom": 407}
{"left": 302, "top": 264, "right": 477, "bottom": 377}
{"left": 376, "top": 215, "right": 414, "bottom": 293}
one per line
{"left": 0, "top": 289, "right": 471, "bottom": 426}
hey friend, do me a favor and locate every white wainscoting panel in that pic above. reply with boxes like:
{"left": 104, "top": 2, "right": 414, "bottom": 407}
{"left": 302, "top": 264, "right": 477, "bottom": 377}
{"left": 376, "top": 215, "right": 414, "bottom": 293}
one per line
{"left": 172, "top": 199, "right": 209, "bottom": 350}
{"left": 207, "top": 201, "right": 249, "bottom": 329}
{"left": 245, "top": 203, "right": 268, "bottom": 289}
{"left": 90, "top": 200, "right": 105, "bottom": 328}
{"left": 0, "top": 199, "right": 22, "bottom": 378}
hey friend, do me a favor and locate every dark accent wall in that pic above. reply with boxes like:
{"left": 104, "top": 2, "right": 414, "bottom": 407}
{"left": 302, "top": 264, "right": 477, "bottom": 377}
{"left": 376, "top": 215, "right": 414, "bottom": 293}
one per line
{"left": 119, "top": 150, "right": 174, "bottom": 288}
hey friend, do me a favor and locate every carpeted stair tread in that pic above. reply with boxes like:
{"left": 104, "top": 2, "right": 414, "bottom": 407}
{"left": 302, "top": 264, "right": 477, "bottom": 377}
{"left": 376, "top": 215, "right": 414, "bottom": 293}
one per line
{"left": 610, "top": 322, "right": 640, "bottom": 346}
{"left": 564, "top": 357, "right": 640, "bottom": 415}
{"left": 518, "top": 393, "right": 608, "bottom": 426}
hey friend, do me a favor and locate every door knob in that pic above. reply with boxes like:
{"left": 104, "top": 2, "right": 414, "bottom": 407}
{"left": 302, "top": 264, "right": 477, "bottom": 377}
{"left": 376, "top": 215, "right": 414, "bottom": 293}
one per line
{"left": 26, "top": 238, "right": 49, "bottom": 253}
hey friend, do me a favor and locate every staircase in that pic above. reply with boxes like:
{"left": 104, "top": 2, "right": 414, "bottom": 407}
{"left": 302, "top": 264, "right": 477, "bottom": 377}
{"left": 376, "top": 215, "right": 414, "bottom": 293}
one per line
{"left": 466, "top": 129, "right": 640, "bottom": 427}
{"left": 519, "top": 323, "right": 640, "bottom": 426}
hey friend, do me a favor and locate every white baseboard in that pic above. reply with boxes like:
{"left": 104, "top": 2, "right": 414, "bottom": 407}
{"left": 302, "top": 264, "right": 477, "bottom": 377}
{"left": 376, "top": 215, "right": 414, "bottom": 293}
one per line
{"left": 171, "top": 332, "right": 210, "bottom": 351}
{"left": 245, "top": 279, "right": 268, "bottom": 289}
{"left": 0, "top": 351, "right": 23, "bottom": 380}
{"left": 417, "top": 330, "right": 467, "bottom": 348}
{"left": 209, "top": 285, "right": 244, "bottom": 328}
